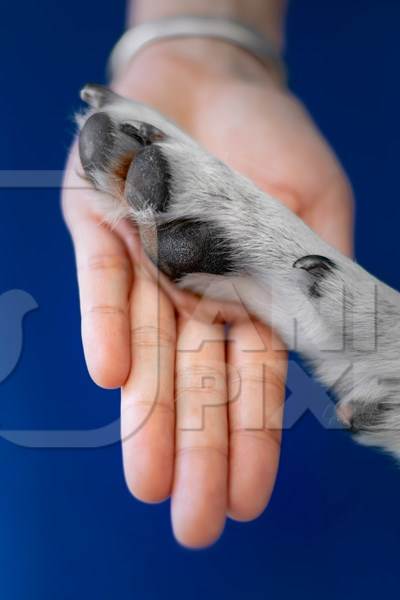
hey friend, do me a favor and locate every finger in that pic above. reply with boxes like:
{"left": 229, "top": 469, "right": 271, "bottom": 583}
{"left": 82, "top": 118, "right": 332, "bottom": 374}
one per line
{"left": 62, "top": 148, "right": 132, "bottom": 388}
{"left": 171, "top": 317, "right": 228, "bottom": 548}
{"left": 227, "top": 319, "right": 287, "bottom": 522}
{"left": 121, "top": 265, "right": 176, "bottom": 503}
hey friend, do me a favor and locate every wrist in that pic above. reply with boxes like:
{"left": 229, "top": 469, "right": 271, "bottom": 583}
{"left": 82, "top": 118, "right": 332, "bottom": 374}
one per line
{"left": 112, "top": 37, "right": 283, "bottom": 94}
{"left": 130, "top": 1, "right": 286, "bottom": 53}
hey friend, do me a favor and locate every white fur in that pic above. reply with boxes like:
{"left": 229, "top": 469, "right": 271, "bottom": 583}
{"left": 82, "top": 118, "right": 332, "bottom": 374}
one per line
{"left": 78, "top": 84, "right": 400, "bottom": 459}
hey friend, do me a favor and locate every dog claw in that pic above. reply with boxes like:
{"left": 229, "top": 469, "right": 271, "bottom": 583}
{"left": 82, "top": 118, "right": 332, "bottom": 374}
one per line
{"left": 80, "top": 83, "right": 120, "bottom": 109}
{"left": 293, "top": 255, "right": 337, "bottom": 298}
{"left": 293, "top": 254, "right": 336, "bottom": 274}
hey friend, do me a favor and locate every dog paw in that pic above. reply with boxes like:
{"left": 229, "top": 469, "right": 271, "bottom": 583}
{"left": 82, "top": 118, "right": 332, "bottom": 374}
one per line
{"left": 76, "top": 85, "right": 400, "bottom": 460}
{"left": 78, "top": 84, "right": 240, "bottom": 283}
{"left": 77, "top": 84, "right": 345, "bottom": 305}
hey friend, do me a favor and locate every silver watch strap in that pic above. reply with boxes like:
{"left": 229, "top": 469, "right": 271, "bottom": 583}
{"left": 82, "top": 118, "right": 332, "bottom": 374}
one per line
{"left": 108, "top": 16, "right": 286, "bottom": 82}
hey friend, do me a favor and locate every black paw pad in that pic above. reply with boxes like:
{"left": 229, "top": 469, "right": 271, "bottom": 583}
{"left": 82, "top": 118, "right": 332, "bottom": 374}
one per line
{"left": 79, "top": 112, "right": 115, "bottom": 175}
{"left": 79, "top": 112, "right": 144, "bottom": 182}
{"left": 145, "top": 219, "right": 235, "bottom": 282}
{"left": 293, "top": 254, "right": 336, "bottom": 298}
{"left": 125, "top": 145, "right": 170, "bottom": 213}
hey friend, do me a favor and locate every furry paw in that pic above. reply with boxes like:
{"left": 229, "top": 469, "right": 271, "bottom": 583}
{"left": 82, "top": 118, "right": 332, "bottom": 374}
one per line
{"left": 77, "top": 83, "right": 400, "bottom": 460}
{"left": 78, "top": 84, "right": 241, "bottom": 284}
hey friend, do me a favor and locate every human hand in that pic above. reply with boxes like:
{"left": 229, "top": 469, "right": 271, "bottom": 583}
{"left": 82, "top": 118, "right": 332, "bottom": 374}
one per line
{"left": 62, "top": 40, "right": 353, "bottom": 548}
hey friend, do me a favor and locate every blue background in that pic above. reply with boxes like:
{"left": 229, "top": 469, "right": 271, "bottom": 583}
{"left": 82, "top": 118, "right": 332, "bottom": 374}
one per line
{"left": 0, "top": 1, "right": 399, "bottom": 598}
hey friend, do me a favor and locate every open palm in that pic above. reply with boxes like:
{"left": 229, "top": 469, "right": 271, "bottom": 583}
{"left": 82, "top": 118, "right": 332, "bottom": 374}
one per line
{"left": 63, "top": 47, "right": 353, "bottom": 548}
